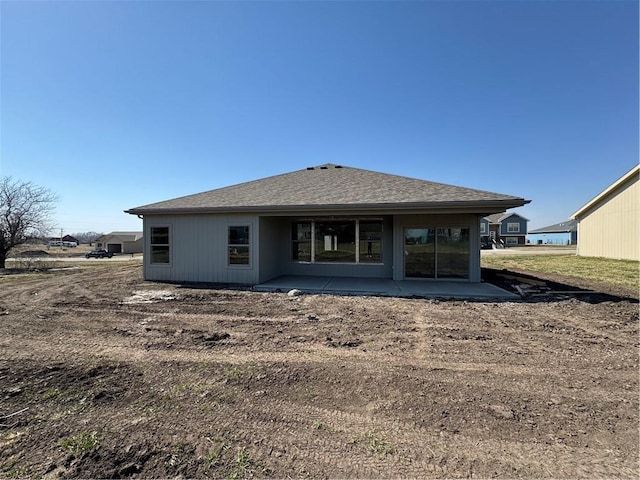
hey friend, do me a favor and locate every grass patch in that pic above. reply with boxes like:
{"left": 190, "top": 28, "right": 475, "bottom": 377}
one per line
{"left": 354, "top": 432, "right": 395, "bottom": 455}
{"left": 59, "top": 431, "right": 100, "bottom": 455}
{"left": 200, "top": 435, "right": 270, "bottom": 478}
{"left": 482, "top": 254, "right": 639, "bottom": 292}
{"left": 222, "top": 361, "right": 257, "bottom": 381}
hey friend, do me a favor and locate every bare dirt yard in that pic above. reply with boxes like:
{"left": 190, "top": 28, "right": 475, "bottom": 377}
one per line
{"left": 1, "top": 262, "right": 638, "bottom": 478}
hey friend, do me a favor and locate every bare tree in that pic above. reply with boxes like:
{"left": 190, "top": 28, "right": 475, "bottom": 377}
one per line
{"left": 0, "top": 177, "right": 58, "bottom": 268}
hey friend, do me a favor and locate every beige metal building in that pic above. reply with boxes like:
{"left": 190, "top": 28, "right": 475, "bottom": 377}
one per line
{"left": 571, "top": 165, "right": 639, "bottom": 261}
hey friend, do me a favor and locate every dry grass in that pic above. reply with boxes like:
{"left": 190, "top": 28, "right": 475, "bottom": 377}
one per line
{"left": 482, "top": 253, "right": 639, "bottom": 292}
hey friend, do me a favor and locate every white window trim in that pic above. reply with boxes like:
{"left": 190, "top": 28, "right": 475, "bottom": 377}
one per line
{"left": 149, "top": 225, "right": 172, "bottom": 266}
{"left": 507, "top": 222, "right": 520, "bottom": 233}
{"left": 506, "top": 237, "right": 519, "bottom": 245}
{"left": 480, "top": 222, "right": 487, "bottom": 234}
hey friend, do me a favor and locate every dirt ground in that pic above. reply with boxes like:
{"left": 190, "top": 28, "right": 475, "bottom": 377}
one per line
{"left": 1, "top": 263, "right": 638, "bottom": 478}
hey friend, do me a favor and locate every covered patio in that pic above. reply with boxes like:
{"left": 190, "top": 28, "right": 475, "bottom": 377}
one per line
{"left": 253, "top": 275, "right": 518, "bottom": 299}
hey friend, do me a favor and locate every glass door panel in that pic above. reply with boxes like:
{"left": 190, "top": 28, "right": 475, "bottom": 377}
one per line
{"left": 435, "top": 227, "right": 470, "bottom": 279}
{"left": 404, "top": 228, "right": 435, "bottom": 278}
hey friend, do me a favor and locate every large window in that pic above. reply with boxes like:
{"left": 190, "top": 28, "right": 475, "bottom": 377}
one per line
{"left": 150, "top": 227, "right": 170, "bottom": 264}
{"left": 507, "top": 223, "right": 520, "bottom": 233}
{"left": 359, "top": 221, "right": 382, "bottom": 263}
{"left": 228, "top": 226, "right": 250, "bottom": 265}
{"left": 292, "top": 223, "right": 311, "bottom": 261}
{"left": 480, "top": 222, "right": 487, "bottom": 234}
{"left": 315, "top": 221, "right": 356, "bottom": 262}
{"left": 292, "top": 219, "right": 383, "bottom": 264}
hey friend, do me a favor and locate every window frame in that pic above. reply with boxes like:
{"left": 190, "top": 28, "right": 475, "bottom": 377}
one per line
{"left": 506, "top": 222, "right": 520, "bottom": 233}
{"left": 291, "top": 218, "right": 383, "bottom": 265}
{"left": 480, "top": 222, "right": 487, "bottom": 234}
{"left": 228, "top": 225, "right": 251, "bottom": 268}
{"left": 149, "top": 225, "right": 171, "bottom": 266}
{"left": 506, "top": 236, "right": 519, "bottom": 245}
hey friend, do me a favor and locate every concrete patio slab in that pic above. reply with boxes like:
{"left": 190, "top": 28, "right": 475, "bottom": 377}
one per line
{"left": 253, "top": 275, "right": 519, "bottom": 300}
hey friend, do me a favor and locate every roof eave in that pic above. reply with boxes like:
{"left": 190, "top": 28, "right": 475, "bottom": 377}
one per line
{"left": 125, "top": 199, "right": 529, "bottom": 216}
{"left": 572, "top": 165, "right": 640, "bottom": 219}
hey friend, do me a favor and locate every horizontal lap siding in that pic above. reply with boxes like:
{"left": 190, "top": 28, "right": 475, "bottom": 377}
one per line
{"left": 143, "top": 214, "right": 259, "bottom": 284}
{"left": 500, "top": 215, "right": 528, "bottom": 236}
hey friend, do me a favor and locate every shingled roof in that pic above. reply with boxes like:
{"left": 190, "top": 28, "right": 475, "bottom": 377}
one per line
{"left": 126, "top": 164, "right": 529, "bottom": 214}
{"left": 529, "top": 219, "right": 577, "bottom": 234}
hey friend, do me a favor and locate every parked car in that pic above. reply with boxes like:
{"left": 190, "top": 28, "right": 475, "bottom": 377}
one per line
{"left": 85, "top": 249, "right": 113, "bottom": 259}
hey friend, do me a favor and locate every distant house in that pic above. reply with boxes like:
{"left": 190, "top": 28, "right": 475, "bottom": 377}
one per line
{"left": 480, "top": 212, "right": 529, "bottom": 247}
{"left": 571, "top": 165, "right": 639, "bottom": 261}
{"left": 48, "top": 235, "right": 80, "bottom": 247}
{"left": 527, "top": 220, "right": 578, "bottom": 245}
{"left": 95, "top": 232, "right": 143, "bottom": 254}
{"left": 125, "top": 164, "right": 529, "bottom": 285}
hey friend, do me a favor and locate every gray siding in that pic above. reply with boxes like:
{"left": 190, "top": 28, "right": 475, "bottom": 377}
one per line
{"left": 142, "top": 212, "right": 485, "bottom": 284}
{"left": 258, "top": 217, "right": 288, "bottom": 282}
{"left": 144, "top": 213, "right": 259, "bottom": 284}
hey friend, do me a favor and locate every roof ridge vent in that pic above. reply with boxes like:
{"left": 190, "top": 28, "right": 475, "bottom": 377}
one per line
{"left": 306, "top": 167, "right": 314, "bottom": 170}
{"left": 334, "top": 165, "right": 343, "bottom": 168}
{"left": 320, "top": 166, "right": 328, "bottom": 169}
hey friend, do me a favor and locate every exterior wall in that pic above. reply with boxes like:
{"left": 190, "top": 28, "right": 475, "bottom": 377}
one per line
{"left": 527, "top": 232, "right": 576, "bottom": 245}
{"left": 499, "top": 215, "right": 528, "bottom": 236}
{"left": 258, "top": 217, "right": 288, "bottom": 283}
{"left": 479, "top": 218, "right": 490, "bottom": 238}
{"left": 122, "top": 238, "right": 144, "bottom": 254}
{"left": 392, "top": 213, "right": 481, "bottom": 282}
{"left": 144, "top": 213, "right": 259, "bottom": 283}
{"left": 99, "top": 235, "right": 143, "bottom": 253}
{"left": 575, "top": 174, "right": 639, "bottom": 261}
{"left": 502, "top": 235, "right": 526, "bottom": 246}
{"left": 142, "top": 212, "right": 484, "bottom": 284}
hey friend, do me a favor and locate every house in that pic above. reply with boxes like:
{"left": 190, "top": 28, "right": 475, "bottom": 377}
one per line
{"left": 125, "top": 164, "right": 529, "bottom": 285}
{"left": 95, "top": 231, "right": 143, "bottom": 254}
{"left": 480, "top": 212, "right": 529, "bottom": 247}
{"left": 527, "top": 220, "right": 577, "bottom": 245}
{"left": 48, "top": 235, "right": 80, "bottom": 247}
{"left": 571, "top": 165, "right": 639, "bottom": 261}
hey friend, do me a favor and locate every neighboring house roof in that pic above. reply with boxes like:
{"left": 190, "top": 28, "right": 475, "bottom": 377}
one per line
{"left": 62, "top": 235, "right": 80, "bottom": 243}
{"left": 97, "top": 231, "right": 143, "bottom": 242}
{"left": 126, "top": 164, "right": 529, "bottom": 214}
{"left": 484, "top": 212, "right": 530, "bottom": 224}
{"left": 529, "top": 219, "right": 577, "bottom": 234}
{"left": 572, "top": 164, "right": 640, "bottom": 219}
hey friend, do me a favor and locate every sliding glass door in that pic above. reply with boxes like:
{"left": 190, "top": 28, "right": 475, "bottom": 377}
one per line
{"left": 404, "top": 227, "right": 469, "bottom": 279}
{"left": 404, "top": 228, "right": 436, "bottom": 278}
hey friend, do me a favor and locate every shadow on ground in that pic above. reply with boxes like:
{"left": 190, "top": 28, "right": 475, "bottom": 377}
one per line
{"left": 482, "top": 267, "right": 638, "bottom": 304}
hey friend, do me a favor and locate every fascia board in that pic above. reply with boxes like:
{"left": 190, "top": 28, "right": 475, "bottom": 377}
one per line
{"left": 125, "top": 199, "right": 529, "bottom": 217}
{"left": 571, "top": 165, "right": 639, "bottom": 219}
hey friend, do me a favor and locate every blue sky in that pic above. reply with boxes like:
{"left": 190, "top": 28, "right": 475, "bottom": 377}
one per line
{"left": 1, "top": 0, "right": 637, "bottom": 234}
